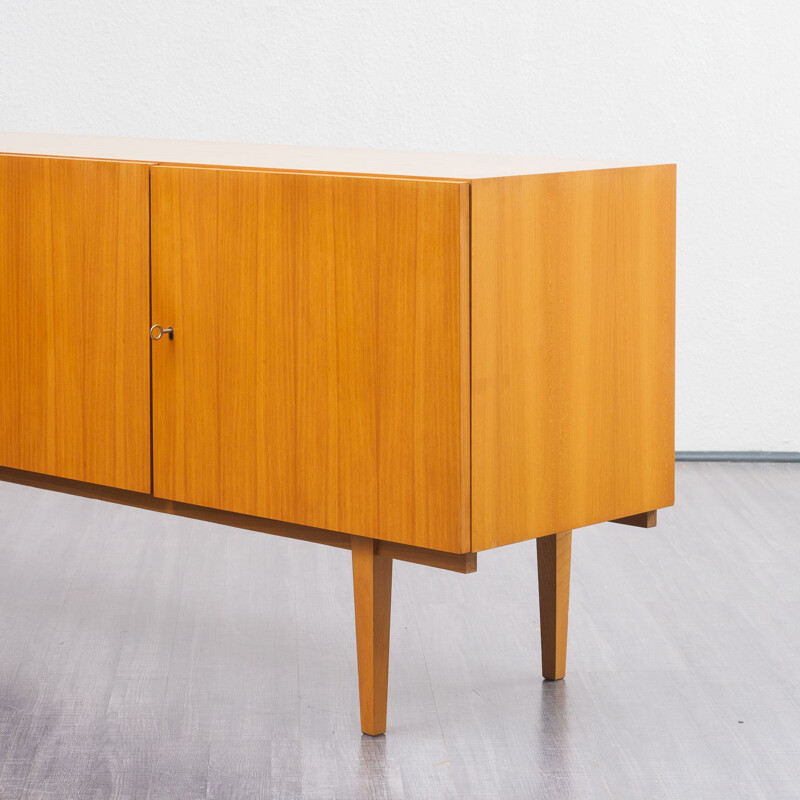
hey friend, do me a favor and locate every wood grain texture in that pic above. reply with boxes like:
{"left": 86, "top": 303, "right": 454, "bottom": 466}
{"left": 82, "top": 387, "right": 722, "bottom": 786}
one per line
{"left": 537, "top": 530, "right": 572, "bottom": 681}
{"left": 0, "top": 155, "right": 151, "bottom": 492}
{"left": 151, "top": 166, "right": 469, "bottom": 552}
{"left": 471, "top": 166, "right": 676, "bottom": 550}
{"left": 351, "top": 536, "right": 393, "bottom": 736}
{"left": 612, "top": 510, "right": 658, "bottom": 528}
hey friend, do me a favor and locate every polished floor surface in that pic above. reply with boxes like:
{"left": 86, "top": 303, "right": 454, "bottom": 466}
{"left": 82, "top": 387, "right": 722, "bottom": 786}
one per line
{"left": 0, "top": 462, "right": 799, "bottom": 799}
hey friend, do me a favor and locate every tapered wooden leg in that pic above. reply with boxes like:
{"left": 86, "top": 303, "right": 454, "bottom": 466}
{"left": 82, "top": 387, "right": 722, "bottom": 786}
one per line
{"left": 537, "top": 530, "right": 572, "bottom": 681}
{"left": 351, "top": 535, "right": 393, "bottom": 735}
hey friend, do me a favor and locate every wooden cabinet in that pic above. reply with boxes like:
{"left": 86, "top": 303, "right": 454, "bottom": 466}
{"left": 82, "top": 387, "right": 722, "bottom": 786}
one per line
{"left": 0, "top": 155, "right": 150, "bottom": 492}
{"left": 0, "top": 133, "right": 676, "bottom": 735}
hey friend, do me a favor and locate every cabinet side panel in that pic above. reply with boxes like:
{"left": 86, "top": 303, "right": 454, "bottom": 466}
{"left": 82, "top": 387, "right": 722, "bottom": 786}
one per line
{"left": 471, "top": 167, "right": 676, "bottom": 550}
{"left": 151, "top": 168, "right": 467, "bottom": 552}
{"left": 0, "top": 156, "right": 151, "bottom": 492}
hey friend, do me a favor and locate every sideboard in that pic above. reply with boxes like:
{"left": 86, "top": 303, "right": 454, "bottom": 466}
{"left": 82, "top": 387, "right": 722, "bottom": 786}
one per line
{"left": 0, "top": 132, "right": 675, "bottom": 735}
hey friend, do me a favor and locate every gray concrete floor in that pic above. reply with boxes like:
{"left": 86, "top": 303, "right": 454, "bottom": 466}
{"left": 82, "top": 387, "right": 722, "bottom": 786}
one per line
{"left": 0, "top": 462, "right": 799, "bottom": 799}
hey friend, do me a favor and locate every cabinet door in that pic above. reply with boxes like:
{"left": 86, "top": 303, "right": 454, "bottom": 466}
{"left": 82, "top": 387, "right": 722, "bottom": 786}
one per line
{"left": 0, "top": 156, "right": 151, "bottom": 492}
{"left": 151, "top": 167, "right": 470, "bottom": 552}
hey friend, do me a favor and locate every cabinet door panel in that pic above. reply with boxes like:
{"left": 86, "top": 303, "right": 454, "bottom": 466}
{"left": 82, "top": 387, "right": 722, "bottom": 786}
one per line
{"left": 0, "top": 156, "right": 151, "bottom": 491}
{"left": 151, "top": 167, "right": 469, "bottom": 552}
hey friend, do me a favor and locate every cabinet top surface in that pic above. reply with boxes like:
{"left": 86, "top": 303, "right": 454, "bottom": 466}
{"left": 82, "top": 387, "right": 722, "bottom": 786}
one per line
{"left": 0, "top": 131, "right": 668, "bottom": 180}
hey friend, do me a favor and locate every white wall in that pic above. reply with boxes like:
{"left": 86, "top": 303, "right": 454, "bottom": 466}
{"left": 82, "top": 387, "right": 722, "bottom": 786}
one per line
{"left": 2, "top": 0, "right": 798, "bottom": 451}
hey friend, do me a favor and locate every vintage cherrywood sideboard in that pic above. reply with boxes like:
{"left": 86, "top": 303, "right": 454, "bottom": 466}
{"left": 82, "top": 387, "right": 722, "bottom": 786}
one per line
{"left": 0, "top": 132, "right": 675, "bottom": 735}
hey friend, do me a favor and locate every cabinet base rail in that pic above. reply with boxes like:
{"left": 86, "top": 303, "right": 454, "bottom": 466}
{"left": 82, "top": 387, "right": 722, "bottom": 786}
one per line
{"left": 0, "top": 466, "right": 476, "bottom": 574}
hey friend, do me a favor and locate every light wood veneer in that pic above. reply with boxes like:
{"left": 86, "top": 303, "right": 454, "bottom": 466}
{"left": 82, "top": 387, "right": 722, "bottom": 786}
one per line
{"left": 0, "top": 133, "right": 676, "bottom": 735}
{"left": 151, "top": 167, "right": 470, "bottom": 553}
{"left": 471, "top": 167, "right": 676, "bottom": 550}
{"left": 0, "top": 155, "right": 151, "bottom": 492}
